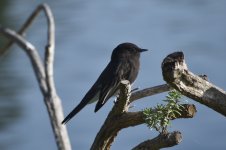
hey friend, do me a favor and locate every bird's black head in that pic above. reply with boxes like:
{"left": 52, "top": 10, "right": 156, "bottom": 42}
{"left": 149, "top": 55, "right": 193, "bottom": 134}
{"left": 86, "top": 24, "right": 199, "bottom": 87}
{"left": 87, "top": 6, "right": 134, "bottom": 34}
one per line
{"left": 111, "top": 42, "right": 147, "bottom": 60}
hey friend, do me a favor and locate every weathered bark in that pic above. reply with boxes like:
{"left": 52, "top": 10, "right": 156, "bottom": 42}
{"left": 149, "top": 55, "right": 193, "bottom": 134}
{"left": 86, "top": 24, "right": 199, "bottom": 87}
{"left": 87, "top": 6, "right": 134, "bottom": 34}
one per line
{"left": 132, "top": 131, "right": 182, "bottom": 150}
{"left": 162, "top": 52, "right": 226, "bottom": 116}
{"left": 91, "top": 80, "right": 132, "bottom": 150}
{"left": 91, "top": 81, "right": 196, "bottom": 150}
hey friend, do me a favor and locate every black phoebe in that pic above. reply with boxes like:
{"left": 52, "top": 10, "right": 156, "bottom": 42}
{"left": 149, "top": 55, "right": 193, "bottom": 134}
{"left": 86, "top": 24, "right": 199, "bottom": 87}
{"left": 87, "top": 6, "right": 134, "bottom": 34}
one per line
{"left": 62, "top": 43, "right": 147, "bottom": 124}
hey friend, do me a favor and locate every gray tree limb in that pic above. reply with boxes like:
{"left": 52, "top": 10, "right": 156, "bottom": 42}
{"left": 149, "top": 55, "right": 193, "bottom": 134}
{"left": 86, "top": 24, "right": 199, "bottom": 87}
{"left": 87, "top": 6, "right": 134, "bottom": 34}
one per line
{"left": 0, "top": 4, "right": 71, "bottom": 150}
{"left": 0, "top": 4, "right": 50, "bottom": 55}
{"left": 162, "top": 52, "right": 226, "bottom": 116}
{"left": 91, "top": 81, "right": 196, "bottom": 150}
{"left": 132, "top": 131, "right": 182, "bottom": 150}
{"left": 130, "top": 84, "right": 170, "bottom": 103}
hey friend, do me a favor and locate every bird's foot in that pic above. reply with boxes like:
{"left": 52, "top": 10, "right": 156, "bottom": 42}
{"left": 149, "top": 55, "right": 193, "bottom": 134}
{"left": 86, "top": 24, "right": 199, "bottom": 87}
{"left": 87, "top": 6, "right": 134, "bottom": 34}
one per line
{"left": 131, "top": 87, "right": 139, "bottom": 93}
{"left": 114, "top": 97, "right": 118, "bottom": 104}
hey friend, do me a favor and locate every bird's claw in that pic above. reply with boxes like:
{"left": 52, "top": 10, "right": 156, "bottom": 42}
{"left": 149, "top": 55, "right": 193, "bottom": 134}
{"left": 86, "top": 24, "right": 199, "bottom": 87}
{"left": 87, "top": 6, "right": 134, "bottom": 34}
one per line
{"left": 131, "top": 87, "right": 139, "bottom": 93}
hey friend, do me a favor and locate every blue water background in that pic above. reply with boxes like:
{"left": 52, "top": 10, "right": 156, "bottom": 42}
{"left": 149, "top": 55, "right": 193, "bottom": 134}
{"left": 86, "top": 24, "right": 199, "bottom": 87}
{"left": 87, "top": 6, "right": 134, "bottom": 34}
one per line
{"left": 0, "top": 0, "right": 226, "bottom": 150}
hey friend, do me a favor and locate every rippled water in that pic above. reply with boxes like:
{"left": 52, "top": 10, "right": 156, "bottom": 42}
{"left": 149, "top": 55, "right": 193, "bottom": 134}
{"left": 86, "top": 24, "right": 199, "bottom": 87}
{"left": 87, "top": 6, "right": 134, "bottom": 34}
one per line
{"left": 0, "top": 0, "right": 226, "bottom": 150}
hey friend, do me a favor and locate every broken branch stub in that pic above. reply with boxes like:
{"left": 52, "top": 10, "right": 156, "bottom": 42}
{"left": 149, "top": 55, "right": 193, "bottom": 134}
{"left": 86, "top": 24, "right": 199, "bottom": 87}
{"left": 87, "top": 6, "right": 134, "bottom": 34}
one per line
{"left": 161, "top": 52, "right": 226, "bottom": 116}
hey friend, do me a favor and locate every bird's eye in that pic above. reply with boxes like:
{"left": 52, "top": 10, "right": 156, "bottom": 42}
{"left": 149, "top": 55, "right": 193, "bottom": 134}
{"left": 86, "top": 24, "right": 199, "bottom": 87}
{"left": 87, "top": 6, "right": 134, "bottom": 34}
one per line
{"left": 131, "top": 48, "right": 137, "bottom": 53}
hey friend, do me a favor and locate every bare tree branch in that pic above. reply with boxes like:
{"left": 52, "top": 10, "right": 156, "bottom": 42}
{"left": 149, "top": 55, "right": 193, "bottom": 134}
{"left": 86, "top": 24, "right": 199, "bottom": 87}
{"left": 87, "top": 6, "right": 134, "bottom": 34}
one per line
{"left": 0, "top": 4, "right": 71, "bottom": 150}
{"left": 130, "top": 84, "right": 170, "bottom": 103}
{"left": 0, "top": 26, "right": 47, "bottom": 94}
{"left": 162, "top": 52, "right": 226, "bottom": 116}
{"left": 117, "top": 104, "right": 196, "bottom": 128}
{"left": 42, "top": 4, "right": 71, "bottom": 150}
{"left": 0, "top": 3, "right": 50, "bottom": 55}
{"left": 91, "top": 80, "right": 132, "bottom": 150}
{"left": 43, "top": 3, "right": 56, "bottom": 95}
{"left": 132, "top": 131, "right": 182, "bottom": 150}
{"left": 91, "top": 81, "right": 196, "bottom": 150}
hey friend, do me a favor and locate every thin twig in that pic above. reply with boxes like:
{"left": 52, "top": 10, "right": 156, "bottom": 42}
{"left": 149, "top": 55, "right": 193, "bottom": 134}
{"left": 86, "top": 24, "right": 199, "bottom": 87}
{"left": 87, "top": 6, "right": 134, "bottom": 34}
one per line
{"left": 42, "top": 3, "right": 56, "bottom": 95}
{"left": 130, "top": 84, "right": 170, "bottom": 103}
{"left": 0, "top": 4, "right": 48, "bottom": 55}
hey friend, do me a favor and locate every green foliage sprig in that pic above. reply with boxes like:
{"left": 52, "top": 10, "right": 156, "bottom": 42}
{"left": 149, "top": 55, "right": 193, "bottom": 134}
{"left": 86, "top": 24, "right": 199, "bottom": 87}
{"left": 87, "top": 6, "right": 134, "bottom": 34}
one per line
{"left": 143, "top": 89, "right": 184, "bottom": 134}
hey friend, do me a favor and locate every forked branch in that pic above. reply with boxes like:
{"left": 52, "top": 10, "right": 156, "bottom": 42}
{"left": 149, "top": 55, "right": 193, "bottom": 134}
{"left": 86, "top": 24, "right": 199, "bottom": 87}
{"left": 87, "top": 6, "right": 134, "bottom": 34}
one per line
{"left": 91, "top": 81, "right": 196, "bottom": 150}
{"left": 0, "top": 4, "right": 71, "bottom": 150}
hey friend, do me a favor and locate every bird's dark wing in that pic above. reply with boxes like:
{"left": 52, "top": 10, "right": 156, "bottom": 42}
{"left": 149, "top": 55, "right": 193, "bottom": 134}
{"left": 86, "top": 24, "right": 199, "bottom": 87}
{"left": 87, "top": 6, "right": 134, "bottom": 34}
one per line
{"left": 94, "top": 60, "right": 129, "bottom": 112}
{"left": 62, "top": 60, "right": 129, "bottom": 124}
{"left": 62, "top": 61, "right": 121, "bottom": 124}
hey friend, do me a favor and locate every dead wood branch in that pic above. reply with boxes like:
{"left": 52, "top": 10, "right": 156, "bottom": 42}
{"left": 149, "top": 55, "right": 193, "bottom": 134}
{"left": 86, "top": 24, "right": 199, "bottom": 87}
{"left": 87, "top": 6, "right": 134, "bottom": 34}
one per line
{"left": 132, "top": 131, "right": 182, "bottom": 150}
{"left": 162, "top": 52, "right": 226, "bottom": 116}
{"left": 0, "top": 3, "right": 71, "bottom": 150}
{"left": 91, "top": 81, "right": 196, "bottom": 150}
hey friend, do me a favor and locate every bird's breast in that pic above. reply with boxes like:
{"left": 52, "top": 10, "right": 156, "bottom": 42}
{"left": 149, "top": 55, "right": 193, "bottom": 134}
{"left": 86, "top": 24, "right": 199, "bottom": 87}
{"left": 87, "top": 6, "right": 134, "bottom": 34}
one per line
{"left": 125, "top": 58, "right": 140, "bottom": 84}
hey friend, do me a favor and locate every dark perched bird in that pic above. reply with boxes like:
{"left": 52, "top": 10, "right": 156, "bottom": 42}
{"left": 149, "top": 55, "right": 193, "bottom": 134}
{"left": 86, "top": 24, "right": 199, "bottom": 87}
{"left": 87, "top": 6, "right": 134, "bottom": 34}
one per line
{"left": 62, "top": 43, "right": 147, "bottom": 124}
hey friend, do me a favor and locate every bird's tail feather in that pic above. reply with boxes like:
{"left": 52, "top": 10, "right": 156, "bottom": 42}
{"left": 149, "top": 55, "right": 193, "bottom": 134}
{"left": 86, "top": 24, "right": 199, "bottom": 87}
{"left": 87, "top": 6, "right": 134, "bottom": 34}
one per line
{"left": 62, "top": 99, "right": 90, "bottom": 124}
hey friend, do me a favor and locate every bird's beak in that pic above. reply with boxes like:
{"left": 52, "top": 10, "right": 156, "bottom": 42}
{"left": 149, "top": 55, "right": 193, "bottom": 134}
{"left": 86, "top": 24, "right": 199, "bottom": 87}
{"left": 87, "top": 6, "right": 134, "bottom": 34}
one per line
{"left": 139, "top": 49, "right": 148, "bottom": 53}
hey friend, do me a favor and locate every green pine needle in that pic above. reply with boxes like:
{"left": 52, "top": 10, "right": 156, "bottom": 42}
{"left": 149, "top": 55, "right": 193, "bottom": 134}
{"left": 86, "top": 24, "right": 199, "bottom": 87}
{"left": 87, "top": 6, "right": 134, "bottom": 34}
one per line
{"left": 143, "top": 89, "right": 184, "bottom": 133}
